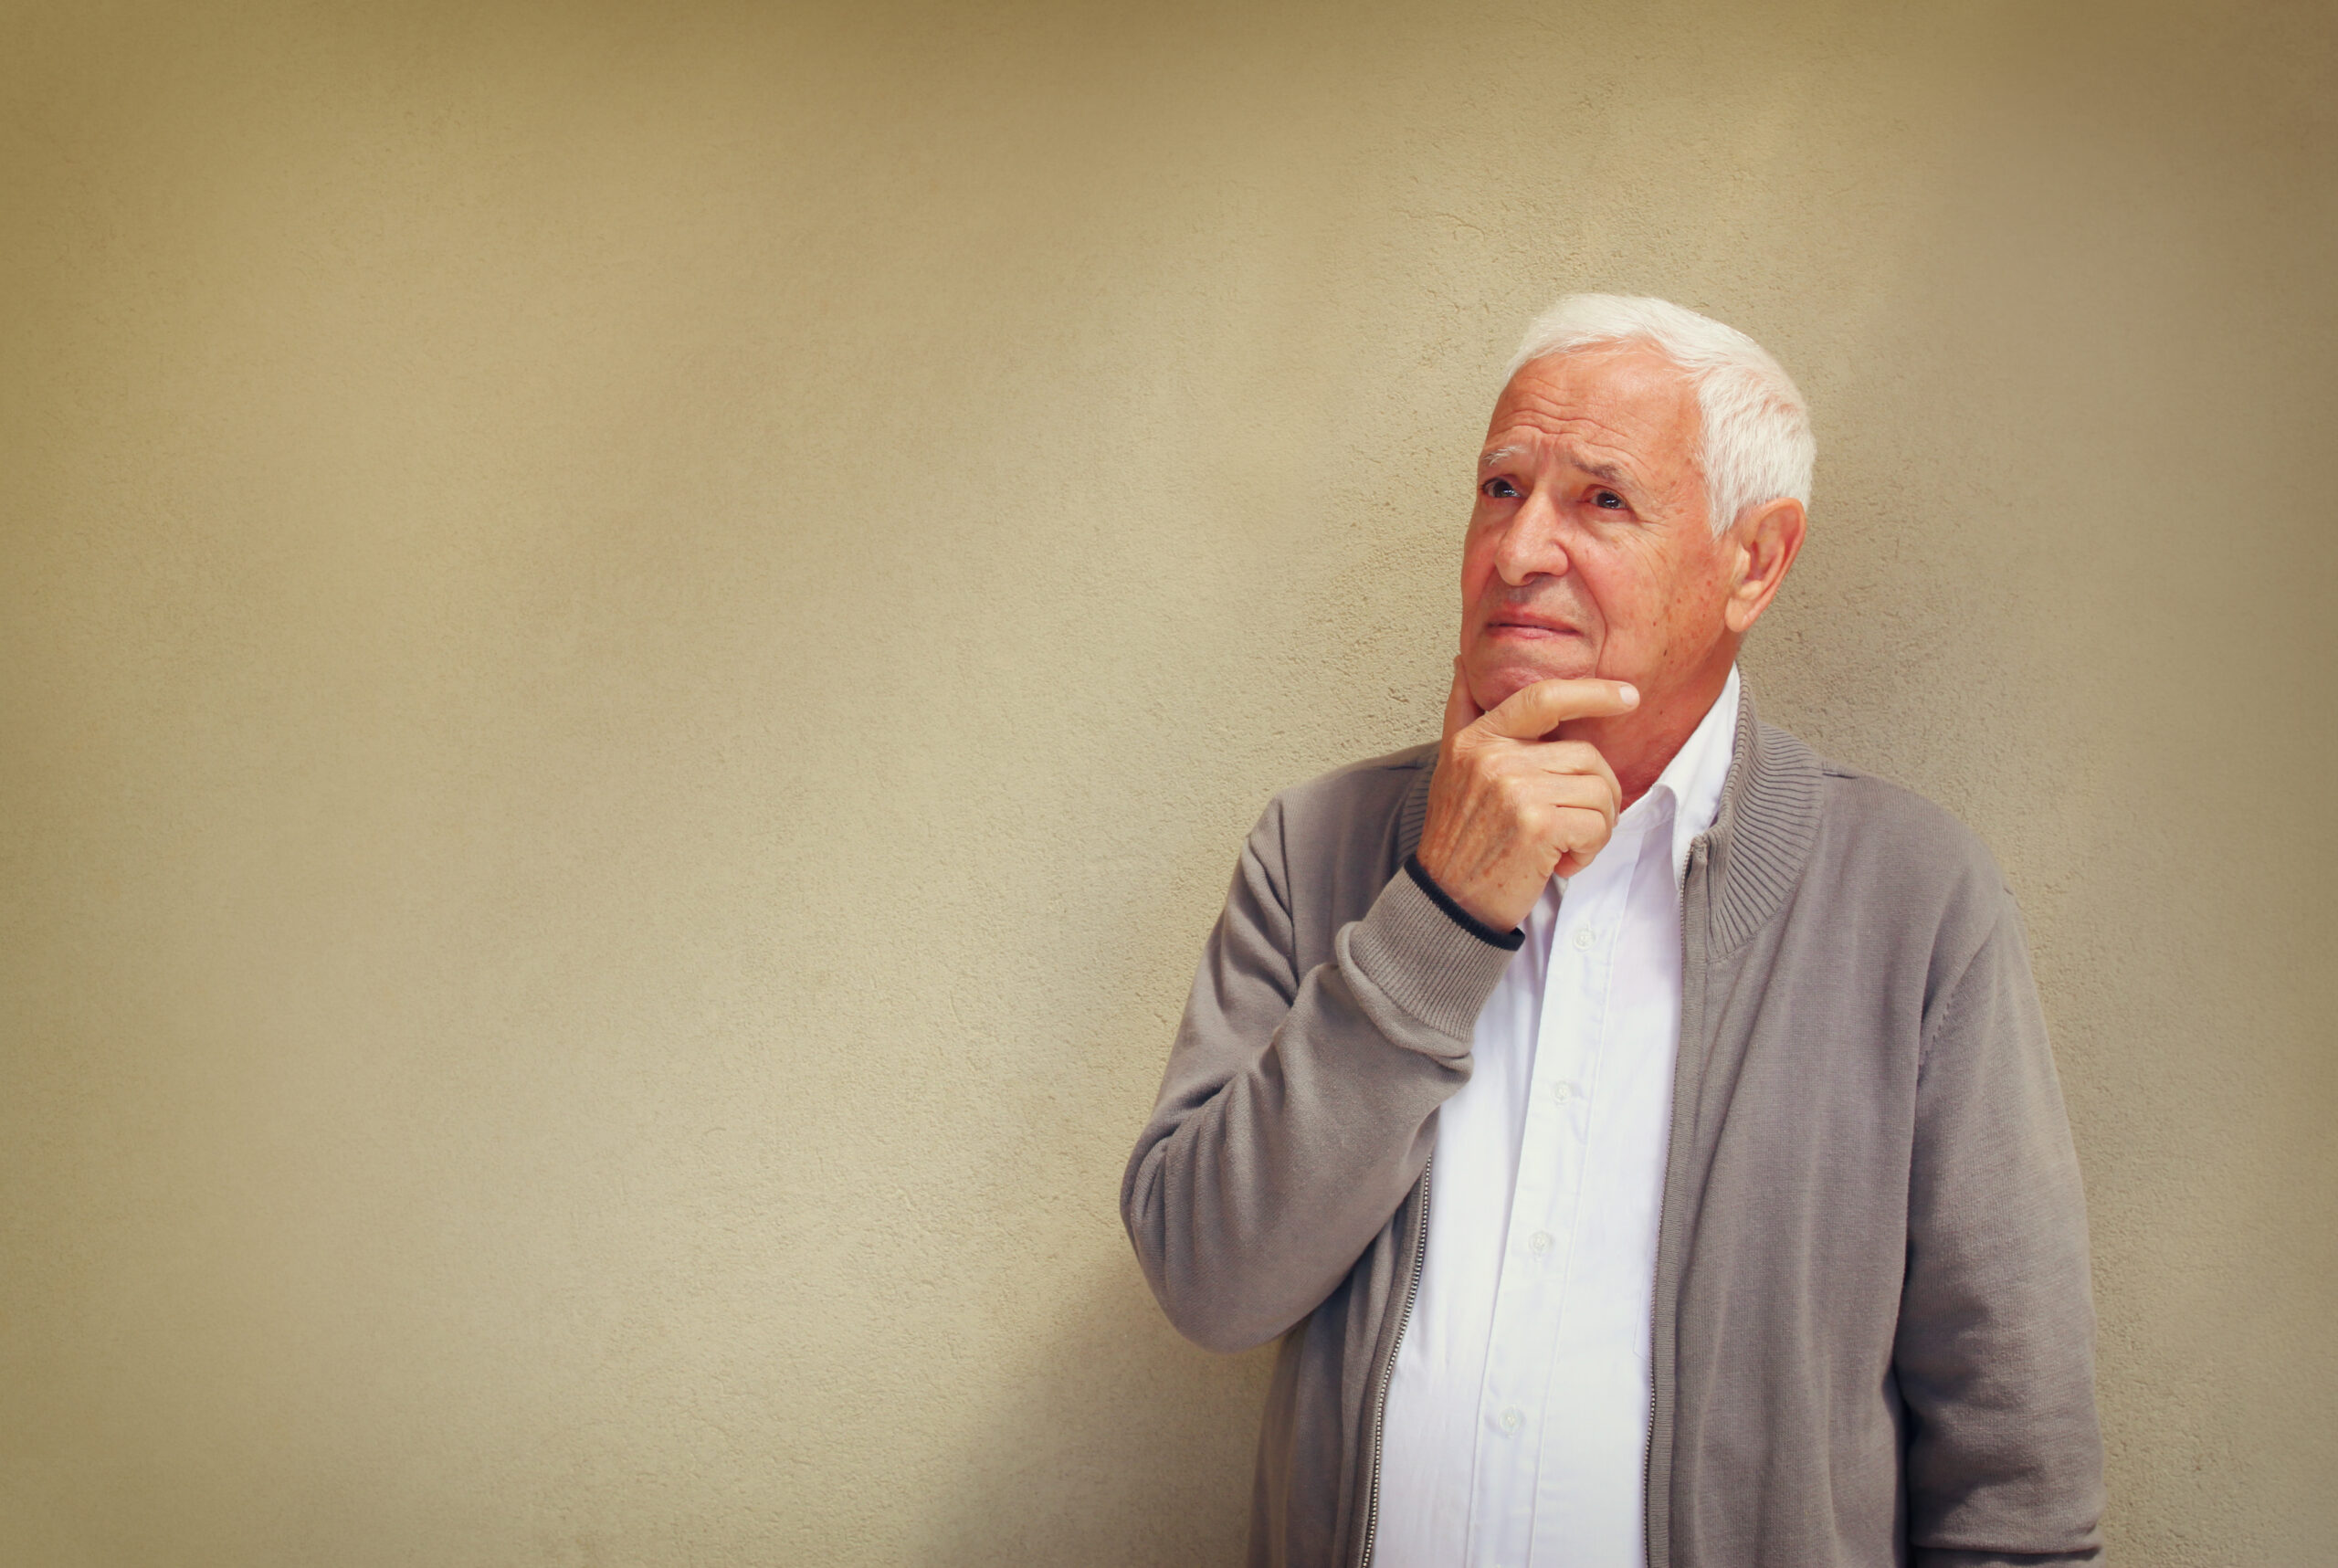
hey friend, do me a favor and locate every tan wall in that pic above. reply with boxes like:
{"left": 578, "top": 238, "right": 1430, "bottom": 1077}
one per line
{"left": 5, "top": 2, "right": 2331, "bottom": 1563}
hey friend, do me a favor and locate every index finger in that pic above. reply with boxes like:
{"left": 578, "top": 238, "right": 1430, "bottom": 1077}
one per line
{"left": 1479, "top": 677, "right": 1640, "bottom": 741}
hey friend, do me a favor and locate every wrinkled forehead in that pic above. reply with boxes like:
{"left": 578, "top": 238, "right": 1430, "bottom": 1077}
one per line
{"left": 1480, "top": 343, "right": 1701, "bottom": 472}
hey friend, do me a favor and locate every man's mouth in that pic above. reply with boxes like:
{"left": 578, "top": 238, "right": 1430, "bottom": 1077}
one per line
{"left": 1487, "top": 616, "right": 1582, "bottom": 639}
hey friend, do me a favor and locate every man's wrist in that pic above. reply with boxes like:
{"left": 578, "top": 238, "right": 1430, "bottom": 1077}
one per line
{"left": 1404, "top": 853, "right": 1526, "bottom": 951}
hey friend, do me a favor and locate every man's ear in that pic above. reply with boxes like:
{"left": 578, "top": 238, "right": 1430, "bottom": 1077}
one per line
{"left": 1722, "top": 497, "right": 1807, "bottom": 635}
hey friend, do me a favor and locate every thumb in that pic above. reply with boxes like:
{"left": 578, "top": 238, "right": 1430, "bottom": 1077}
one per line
{"left": 1441, "top": 658, "right": 1483, "bottom": 746}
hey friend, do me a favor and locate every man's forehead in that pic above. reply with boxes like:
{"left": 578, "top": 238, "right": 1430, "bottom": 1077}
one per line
{"left": 1478, "top": 350, "right": 1697, "bottom": 479}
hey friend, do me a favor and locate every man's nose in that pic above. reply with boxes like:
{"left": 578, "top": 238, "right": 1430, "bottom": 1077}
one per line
{"left": 1491, "top": 494, "right": 1570, "bottom": 586}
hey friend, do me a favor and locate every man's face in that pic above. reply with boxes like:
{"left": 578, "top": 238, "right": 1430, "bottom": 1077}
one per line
{"left": 1459, "top": 344, "right": 1741, "bottom": 716}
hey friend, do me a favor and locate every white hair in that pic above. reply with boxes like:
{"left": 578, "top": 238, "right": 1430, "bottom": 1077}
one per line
{"left": 1505, "top": 294, "right": 1814, "bottom": 536}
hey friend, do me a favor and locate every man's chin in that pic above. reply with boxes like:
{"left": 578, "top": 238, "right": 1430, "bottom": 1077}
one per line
{"left": 1468, "top": 653, "right": 1600, "bottom": 711}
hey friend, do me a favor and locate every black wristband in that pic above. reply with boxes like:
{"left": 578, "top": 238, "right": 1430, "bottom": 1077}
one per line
{"left": 1404, "top": 853, "right": 1526, "bottom": 951}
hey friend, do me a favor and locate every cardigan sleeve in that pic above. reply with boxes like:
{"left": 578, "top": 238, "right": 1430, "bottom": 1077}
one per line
{"left": 1898, "top": 892, "right": 2106, "bottom": 1565}
{"left": 1118, "top": 792, "right": 1516, "bottom": 1352}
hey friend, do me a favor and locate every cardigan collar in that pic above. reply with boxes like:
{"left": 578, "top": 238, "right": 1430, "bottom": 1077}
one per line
{"left": 1702, "top": 682, "right": 1823, "bottom": 954}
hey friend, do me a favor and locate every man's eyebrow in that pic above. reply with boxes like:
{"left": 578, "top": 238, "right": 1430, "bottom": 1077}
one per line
{"left": 1478, "top": 444, "right": 1636, "bottom": 489}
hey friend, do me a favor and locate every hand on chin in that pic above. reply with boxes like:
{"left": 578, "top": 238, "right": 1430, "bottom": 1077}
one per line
{"left": 1467, "top": 644, "right": 1602, "bottom": 717}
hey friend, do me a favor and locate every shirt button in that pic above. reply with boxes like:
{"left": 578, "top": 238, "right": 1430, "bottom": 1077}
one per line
{"left": 1548, "top": 1081, "right": 1574, "bottom": 1103}
{"left": 1499, "top": 1407, "right": 1523, "bottom": 1433}
{"left": 1530, "top": 1230, "right": 1553, "bottom": 1254}
{"left": 1572, "top": 926, "right": 1596, "bottom": 951}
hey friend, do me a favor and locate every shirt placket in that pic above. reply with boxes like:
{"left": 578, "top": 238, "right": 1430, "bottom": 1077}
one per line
{"left": 1466, "top": 828, "right": 1637, "bottom": 1568}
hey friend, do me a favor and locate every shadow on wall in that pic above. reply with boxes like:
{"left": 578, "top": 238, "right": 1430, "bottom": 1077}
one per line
{"left": 912, "top": 1263, "right": 1275, "bottom": 1566}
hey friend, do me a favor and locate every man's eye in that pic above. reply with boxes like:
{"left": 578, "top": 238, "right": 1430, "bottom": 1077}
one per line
{"left": 1481, "top": 478, "right": 1521, "bottom": 500}
{"left": 1594, "top": 489, "right": 1626, "bottom": 510}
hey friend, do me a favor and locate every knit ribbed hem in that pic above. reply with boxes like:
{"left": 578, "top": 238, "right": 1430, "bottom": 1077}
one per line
{"left": 1344, "top": 866, "right": 1522, "bottom": 1047}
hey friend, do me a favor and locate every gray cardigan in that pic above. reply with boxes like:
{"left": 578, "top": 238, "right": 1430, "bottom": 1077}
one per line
{"left": 1122, "top": 691, "right": 2103, "bottom": 1568}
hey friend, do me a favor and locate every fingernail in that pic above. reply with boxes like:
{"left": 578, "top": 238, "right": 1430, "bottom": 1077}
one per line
{"left": 1618, "top": 684, "right": 1639, "bottom": 706}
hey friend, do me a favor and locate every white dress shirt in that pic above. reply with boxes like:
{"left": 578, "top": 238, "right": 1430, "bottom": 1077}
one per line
{"left": 1375, "top": 666, "right": 1741, "bottom": 1568}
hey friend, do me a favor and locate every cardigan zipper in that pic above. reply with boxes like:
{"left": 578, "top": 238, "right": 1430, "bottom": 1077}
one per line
{"left": 1356, "top": 1155, "right": 1431, "bottom": 1568}
{"left": 1643, "top": 832, "right": 1711, "bottom": 1568}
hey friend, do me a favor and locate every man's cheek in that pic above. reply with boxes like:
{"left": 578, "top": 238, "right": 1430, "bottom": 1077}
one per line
{"left": 1458, "top": 550, "right": 1493, "bottom": 599}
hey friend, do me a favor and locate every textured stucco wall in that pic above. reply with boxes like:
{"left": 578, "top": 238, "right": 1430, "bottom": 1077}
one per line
{"left": 5, "top": 2, "right": 2332, "bottom": 1563}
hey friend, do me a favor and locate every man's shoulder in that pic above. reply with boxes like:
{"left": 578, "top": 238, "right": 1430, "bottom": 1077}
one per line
{"left": 1789, "top": 731, "right": 2015, "bottom": 931}
{"left": 1269, "top": 740, "right": 1436, "bottom": 816}
{"left": 1248, "top": 740, "right": 1437, "bottom": 869}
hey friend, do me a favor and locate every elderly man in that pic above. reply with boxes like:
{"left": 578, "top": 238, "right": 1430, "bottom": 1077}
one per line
{"left": 1122, "top": 296, "right": 2103, "bottom": 1568}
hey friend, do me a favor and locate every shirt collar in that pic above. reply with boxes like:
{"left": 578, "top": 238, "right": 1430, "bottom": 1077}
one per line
{"left": 1618, "top": 664, "right": 1743, "bottom": 887}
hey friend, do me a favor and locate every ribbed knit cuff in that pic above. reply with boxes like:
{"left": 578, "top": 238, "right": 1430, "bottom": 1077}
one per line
{"left": 1343, "top": 862, "right": 1524, "bottom": 1046}
{"left": 1403, "top": 854, "right": 1526, "bottom": 952}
